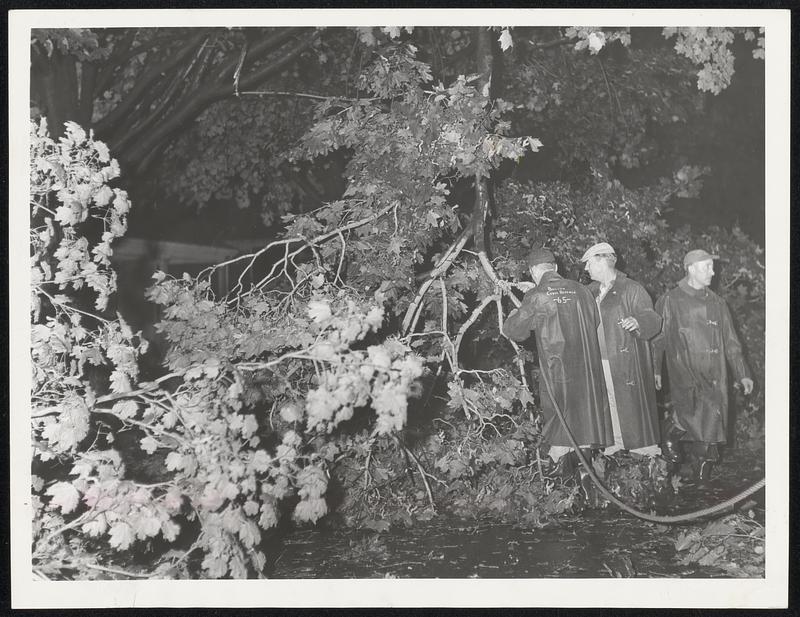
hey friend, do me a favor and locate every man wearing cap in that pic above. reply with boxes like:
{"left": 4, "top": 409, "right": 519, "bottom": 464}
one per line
{"left": 581, "top": 242, "right": 663, "bottom": 458}
{"left": 653, "top": 249, "right": 753, "bottom": 482}
{"left": 503, "top": 248, "right": 613, "bottom": 482}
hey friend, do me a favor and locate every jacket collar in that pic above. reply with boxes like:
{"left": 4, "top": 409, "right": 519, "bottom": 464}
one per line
{"left": 678, "top": 275, "right": 709, "bottom": 298}
{"left": 538, "top": 270, "right": 562, "bottom": 286}
{"left": 589, "top": 270, "right": 626, "bottom": 296}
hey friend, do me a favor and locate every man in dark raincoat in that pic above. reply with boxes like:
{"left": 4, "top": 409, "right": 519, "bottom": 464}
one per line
{"left": 503, "top": 248, "right": 613, "bottom": 476}
{"left": 653, "top": 249, "right": 753, "bottom": 481}
{"left": 582, "top": 242, "right": 663, "bottom": 457}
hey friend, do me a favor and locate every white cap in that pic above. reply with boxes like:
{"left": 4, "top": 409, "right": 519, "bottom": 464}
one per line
{"left": 580, "top": 242, "right": 616, "bottom": 262}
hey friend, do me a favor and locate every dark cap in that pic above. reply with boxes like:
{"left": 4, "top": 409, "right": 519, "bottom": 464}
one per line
{"left": 683, "top": 249, "right": 719, "bottom": 268}
{"left": 527, "top": 247, "right": 556, "bottom": 267}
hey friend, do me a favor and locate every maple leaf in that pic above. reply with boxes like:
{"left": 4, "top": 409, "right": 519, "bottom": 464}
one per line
{"left": 93, "top": 139, "right": 110, "bottom": 162}
{"left": 498, "top": 28, "right": 513, "bottom": 52}
{"left": 112, "top": 190, "right": 131, "bottom": 214}
{"left": 165, "top": 452, "right": 184, "bottom": 471}
{"left": 31, "top": 475, "right": 44, "bottom": 492}
{"left": 387, "top": 236, "right": 403, "bottom": 256}
{"left": 133, "top": 512, "right": 162, "bottom": 538}
{"left": 81, "top": 513, "right": 108, "bottom": 537}
{"left": 258, "top": 501, "right": 279, "bottom": 530}
{"left": 587, "top": 31, "right": 607, "bottom": 54}
{"left": 293, "top": 497, "right": 328, "bottom": 524}
{"left": 199, "top": 486, "right": 225, "bottom": 512}
{"left": 108, "top": 521, "right": 135, "bottom": 550}
{"left": 307, "top": 300, "right": 332, "bottom": 324}
{"left": 279, "top": 403, "right": 303, "bottom": 423}
{"left": 93, "top": 185, "right": 114, "bottom": 207}
{"left": 243, "top": 500, "right": 260, "bottom": 517}
{"left": 161, "top": 519, "right": 181, "bottom": 542}
{"left": 241, "top": 415, "right": 258, "bottom": 438}
{"left": 163, "top": 488, "right": 184, "bottom": 513}
{"left": 365, "top": 306, "right": 384, "bottom": 331}
{"left": 250, "top": 449, "right": 272, "bottom": 472}
{"left": 238, "top": 520, "right": 261, "bottom": 548}
{"left": 139, "top": 436, "right": 159, "bottom": 454}
{"left": 109, "top": 369, "right": 131, "bottom": 393}
{"left": 297, "top": 465, "right": 328, "bottom": 500}
{"left": 46, "top": 481, "right": 80, "bottom": 514}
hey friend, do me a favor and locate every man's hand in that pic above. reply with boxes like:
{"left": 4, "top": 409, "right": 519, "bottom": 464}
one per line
{"left": 619, "top": 316, "right": 640, "bottom": 333}
{"left": 496, "top": 280, "right": 513, "bottom": 295}
{"left": 515, "top": 281, "right": 536, "bottom": 292}
{"left": 654, "top": 374, "right": 662, "bottom": 390}
{"left": 739, "top": 378, "right": 754, "bottom": 395}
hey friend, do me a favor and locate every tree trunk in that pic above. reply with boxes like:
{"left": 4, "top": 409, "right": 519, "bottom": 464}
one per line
{"left": 32, "top": 51, "right": 89, "bottom": 137}
{"left": 472, "top": 28, "right": 495, "bottom": 256}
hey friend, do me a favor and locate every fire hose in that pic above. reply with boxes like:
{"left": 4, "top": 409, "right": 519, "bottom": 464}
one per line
{"left": 539, "top": 367, "right": 766, "bottom": 524}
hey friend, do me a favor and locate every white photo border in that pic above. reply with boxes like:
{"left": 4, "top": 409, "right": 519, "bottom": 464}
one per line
{"left": 9, "top": 8, "right": 790, "bottom": 609}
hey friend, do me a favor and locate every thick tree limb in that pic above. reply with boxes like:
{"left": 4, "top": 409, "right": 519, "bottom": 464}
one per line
{"left": 213, "top": 27, "right": 301, "bottom": 84}
{"left": 495, "top": 296, "right": 528, "bottom": 389}
{"left": 128, "top": 30, "right": 319, "bottom": 176}
{"left": 92, "top": 29, "right": 137, "bottom": 97}
{"left": 78, "top": 61, "right": 98, "bottom": 124}
{"left": 453, "top": 293, "right": 498, "bottom": 362}
{"left": 95, "top": 30, "right": 209, "bottom": 137}
{"left": 533, "top": 37, "right": 575, "bottom": 50}
{"left": 401, "top": 226, "right": 473, "bottom": 335}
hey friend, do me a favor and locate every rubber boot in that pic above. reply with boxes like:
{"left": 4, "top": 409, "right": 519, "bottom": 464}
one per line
{"left": 695, "top": 443, "right": 719, "bottom": 484}
{"left": 697, "top": 459, "right": 715, "bottom": 484}
{"left": 661, "top": 426, "right": 685, "bottom": 466}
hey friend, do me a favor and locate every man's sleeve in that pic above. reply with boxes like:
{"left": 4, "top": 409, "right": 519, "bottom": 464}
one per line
{"left": 720, "top": 299, "right": 751, "bottom": 381}
{"left": 630, "top": 283, "right": 662, "bottom": 340}
{"left": 502, "top": 292, "right": 538, "bottom": 342}
{"left": 652, "top": 293, "right": 668, "bottom": 376}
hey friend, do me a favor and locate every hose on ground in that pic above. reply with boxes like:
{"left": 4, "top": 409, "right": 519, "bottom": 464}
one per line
{"left": 540, "top": 368, "right": 765, "bottom": 524}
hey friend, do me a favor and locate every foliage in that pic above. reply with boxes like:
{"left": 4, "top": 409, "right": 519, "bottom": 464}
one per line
{"left": 29, "top": 31, "right": 766, "bottom": 579}
{"left": 31, "top": 28, "right": 111, "bottom": 62}
{"left": 30, "top": 119, "right": 425, "bottom": 579}
{"left": 30, "top": 26, "right": 764, "bottom": 237}
{"left": 674, "top": 511, "right": 764, "bottom": 576}
{"left": 663, "top": 27, "right": 765, "bottom": 94}
{"left": 564, "top": 27, "right": 632, "bottom": 55}
{"left": 286, "top": 44, "right": 538, "bottom": 307}
{"left": 505, "top": 32, "right": 704, "bottom": 172}
{"left": 163, "top": 96, "right": 314, "bottom": 227}
{"left": 31, "top": 27, "right": 323, "bottom": 181}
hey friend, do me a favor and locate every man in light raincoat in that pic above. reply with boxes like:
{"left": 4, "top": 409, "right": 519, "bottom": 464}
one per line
{"left": 582, "top": 242, "right": 662, "bottom": 458}
{"left": 503, "top": 247, "right": 613, "bottom": 481}
{"left": 653, "top": 249, "right": 753, "bottom": 481}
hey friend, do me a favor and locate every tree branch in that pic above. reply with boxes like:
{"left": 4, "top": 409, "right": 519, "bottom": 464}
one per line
{"left": 79, "top": 61, "right": 98, "bottom": 123}
{"left": 92, "top": 29, "right": 137, "bottom": 97}
{"left": 401, "top": 225, "right": 473, "bottom": 335}
{"left": 213, "top": 27, "right": 301, "bottom": 84}
{"left": 227, "top": 30, "right": 321, "bottom": 96}
{"left": 95, "top": 30, "right": 209, "bottom": 138}
{"left": 113, "top": 39, "right": 213, "bottom": 154}
{"left": 454, "top": 294, "right": 498, "bottom": 362}
{"left": 129, "top": 31, "right": 319, "bottom": 176}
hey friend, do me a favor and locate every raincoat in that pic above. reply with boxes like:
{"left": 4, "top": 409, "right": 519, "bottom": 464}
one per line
{"left": 503, "top": 271, "right": 612, "bottom": 449}
{"left": 653, "top": 277, "right": 750, "bottom": 444}
{"left": 588, "top": 272, "right": 662, "bottom": 450}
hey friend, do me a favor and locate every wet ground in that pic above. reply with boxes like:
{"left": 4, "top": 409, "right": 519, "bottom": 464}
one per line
{"left": 268, "top": 446, "right": 765, "bottom": 579}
